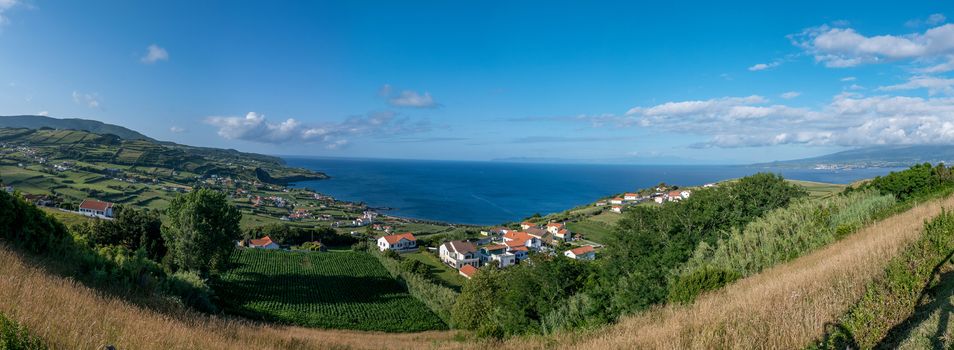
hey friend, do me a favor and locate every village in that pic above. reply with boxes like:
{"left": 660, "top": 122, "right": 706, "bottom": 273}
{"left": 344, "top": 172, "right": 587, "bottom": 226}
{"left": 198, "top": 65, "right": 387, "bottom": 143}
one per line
{"left": 2, "top": 134, "right": 711, "bottom": 284}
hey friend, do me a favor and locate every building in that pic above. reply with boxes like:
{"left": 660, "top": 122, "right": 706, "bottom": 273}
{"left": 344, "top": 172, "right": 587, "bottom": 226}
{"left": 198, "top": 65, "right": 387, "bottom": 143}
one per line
{"left": 546, "top": 222, "right": 565, "bottom": 235}
{"left": 377, "top": 232, "right": 417, "bottom": 252}
{"left": 623, "top": 193, "right": 638, "bottom": 201}
{"left": 439, "top": 240, "right": 480, "bottom": 269}
{"left": 459, "top": 264, "right": 478, "bottom": 279}
{"left": 503, "top": 231, "right": 542, "bottom": 250}
{"left": 564, "top": 245, "right": 596, "bottom": 260}
{"left": 520, "top": 221, "right": 536, "bottom": 230}
{"left": 555, "top": 228, "right": 572, "bottom": 241}
{"left": 79, "top": 199, "right": 114, "bottom": 217}
{"left": 480, "top": 244, "right": 516, "bottom": 268}
{"left": 610, "top": 197, "right": 624, "bottom": 205}
{"left": 611, "top": 205, "right": 623, "bottom": 213}
{"left": 249, "top": 235, "right": 280, "bottom": 249}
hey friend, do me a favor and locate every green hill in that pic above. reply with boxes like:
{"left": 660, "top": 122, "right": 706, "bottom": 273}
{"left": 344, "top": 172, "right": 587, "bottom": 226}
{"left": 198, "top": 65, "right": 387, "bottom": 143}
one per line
{"left": 0, "top": 115, "right": 155, "bottom": 141}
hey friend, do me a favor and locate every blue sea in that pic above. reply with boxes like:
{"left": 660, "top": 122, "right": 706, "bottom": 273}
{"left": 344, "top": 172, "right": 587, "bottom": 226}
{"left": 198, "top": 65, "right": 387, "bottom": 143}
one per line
{"left": 284, "top": 157, "right": 903, "bottom": 226}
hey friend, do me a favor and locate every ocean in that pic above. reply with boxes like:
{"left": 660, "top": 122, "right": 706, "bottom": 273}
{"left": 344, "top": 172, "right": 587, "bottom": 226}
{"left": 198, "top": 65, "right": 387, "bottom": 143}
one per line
{"left": 284, "top": 157, "right": 903, "bottom": 226}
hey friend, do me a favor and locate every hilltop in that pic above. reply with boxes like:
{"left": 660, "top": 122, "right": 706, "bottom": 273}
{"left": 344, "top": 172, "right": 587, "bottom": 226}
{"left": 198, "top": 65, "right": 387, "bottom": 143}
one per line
{"left": 0, "top": 115, "right": 155, "bottom": 141}
{"left": 756, "top": 145, "right": 954, "bottom": 169}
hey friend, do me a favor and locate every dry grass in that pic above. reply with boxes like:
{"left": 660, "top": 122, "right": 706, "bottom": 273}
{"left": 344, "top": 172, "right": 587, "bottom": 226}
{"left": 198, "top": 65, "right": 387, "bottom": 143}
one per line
{"left": 0, "top": 247, "right": 466, "bottom": 350}
{"left": 551, "top": 195, "right": 954, "bottom": 350}
{"left": 4, "top": 195, "right": 953, "bottom": 350}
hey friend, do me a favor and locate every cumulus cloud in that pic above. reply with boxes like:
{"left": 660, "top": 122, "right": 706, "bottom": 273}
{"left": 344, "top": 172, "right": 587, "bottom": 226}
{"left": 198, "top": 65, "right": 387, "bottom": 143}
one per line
{"left": 878, "top": 75, "right": 954, "bottom": 95}
{"left": 205, "top": 111, "right": 429, "bottom": 148}
{"left": 380, "top": 85, "right": 439, "bottom": 108}
{"left": 169, "top": 126, "right": 185, "bottom": 133}
{"left": 907, "top": 13, "right": 947, "bottom": 27}
{"left": 780, "top": 91, "right": 801, "bottom": 99}
{"left": 748, "top": 61, "right": 781, "bottom": 71}
{"left": 37, "top": 111, "right": 48, "bottom": 116}
{"left": 543, "top": 93, "right": 954, "bottom": 149}
{"left": 791, "top": 22, "right": 954, "bottom": 67}
{"left": 72, "top": 91, "right": 101, "bottom": 109}
{"left": 140, "top": 44, "right": 169, "bottom": 64}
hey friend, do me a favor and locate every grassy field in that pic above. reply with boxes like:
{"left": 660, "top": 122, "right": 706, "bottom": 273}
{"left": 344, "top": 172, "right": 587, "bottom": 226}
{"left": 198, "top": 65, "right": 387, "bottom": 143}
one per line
{"left": 566, "top": 219, "right": 614, "bottom": 244}
{"left": 38, "top": 207, "right": 93, "bottom": 227}
{"left": 215, "top": 249, "right": 446, "bottom": 332}
{"left": 788, "top": 179, "right": 847, "bottom": 199}
{"left": 403, "top": 251, "right": 465, "bottom": 291}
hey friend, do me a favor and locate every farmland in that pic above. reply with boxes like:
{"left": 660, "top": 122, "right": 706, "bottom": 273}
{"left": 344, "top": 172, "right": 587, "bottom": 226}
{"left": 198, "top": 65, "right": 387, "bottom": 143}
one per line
{"left": 215, "top": 249, "right": 446, "bottom": 332}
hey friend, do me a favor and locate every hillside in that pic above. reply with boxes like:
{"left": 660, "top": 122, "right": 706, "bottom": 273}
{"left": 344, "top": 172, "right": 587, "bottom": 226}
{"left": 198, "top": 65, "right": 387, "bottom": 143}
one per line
{"left": 757, "top": 145, "right": 954, "bottom": 169}
{"left": 0, "top": 115, "right": 155, "bottom": 141}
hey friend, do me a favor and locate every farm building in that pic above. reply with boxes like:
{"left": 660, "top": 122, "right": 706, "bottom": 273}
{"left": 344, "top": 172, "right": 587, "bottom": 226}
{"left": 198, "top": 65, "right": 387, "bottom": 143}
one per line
{"left": 249, "top": 235, "right": 280, "bottom": 249}
{"left": 564, "top": 245, "right": 596, "bottom": 260}
{"left": 79, "top": 199, "right": 115, "bottom": 218}
{"left": 377, "top": 232, "right": 417, "bottom": 252}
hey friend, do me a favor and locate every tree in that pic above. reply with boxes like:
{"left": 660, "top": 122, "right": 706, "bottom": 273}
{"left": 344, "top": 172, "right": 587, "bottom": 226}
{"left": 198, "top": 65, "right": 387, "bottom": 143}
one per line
{"left": 87, "top": 205, "right": 166, "bottom": 260}
{"left": 162, "top": 189, "right": 242, "bottom": 275}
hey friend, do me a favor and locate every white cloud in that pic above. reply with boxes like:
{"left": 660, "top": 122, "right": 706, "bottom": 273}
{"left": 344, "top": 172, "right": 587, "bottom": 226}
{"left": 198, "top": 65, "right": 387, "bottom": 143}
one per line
{"left": 555, "top": 92, "right": 954, "bottom": 149}
{"left": 205, "top": 111, "right": 429, "bottom": 148}
{"left": 841, "top": 76, "right": 857, "bottom": 82}
{"left": 918, "top": 56, "right": 954, "bottom": 73}
{"left": 878, "top": 75, "right": 954, "bottom": 95}
{"left": 37, "top": 111, "right": 48, "bottom": 116}
{"left": 780, "top": 91, "right": 801, "bottom": 99}
{"left": 72, "top": 91, "right": 101, "bottom": 109}
{"left": 380, "top": 85, "right": 439, "bottom": 108}
{"left": 169, "top": 126, "right": 185, "bottom": 133}
{"left": 140, "top": 44, "right": 169, "bottom": 64}
{"left": 792, "top": 23, "right": 954, "bottom": 67}
{"left": 907, "top": 13, "right": 947, "bottom": 27}
{"left": 0, "top": 0, "right": 20, "bottom": 26}
{"left": 748, "top": 61, "right": 781, "bottom": 71}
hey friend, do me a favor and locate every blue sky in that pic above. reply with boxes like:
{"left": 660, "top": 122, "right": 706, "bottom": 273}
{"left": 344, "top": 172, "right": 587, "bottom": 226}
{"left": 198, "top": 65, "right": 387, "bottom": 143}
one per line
{"left": 1, "top": 1, "right": 953, "bottom": 163}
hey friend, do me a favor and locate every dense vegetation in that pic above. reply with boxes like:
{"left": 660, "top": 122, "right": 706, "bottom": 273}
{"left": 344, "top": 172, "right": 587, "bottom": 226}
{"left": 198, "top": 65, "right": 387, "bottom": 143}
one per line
{"left": 216, "top": 248, "right": 445, "bottom": 332}
{"left": 450, "top": 173, "right": 808, "bottom": 337}
{"left": 855, "top": 162, "right": 954, "bottom": 201}
{"left": 672, "top": 190, "right": 896, "bottom": 303}
{"left": 813, "top": 208, "right": 954, "bottom": 349}
{"left": 0, "top": 313, "right": 45, "bottom": 350}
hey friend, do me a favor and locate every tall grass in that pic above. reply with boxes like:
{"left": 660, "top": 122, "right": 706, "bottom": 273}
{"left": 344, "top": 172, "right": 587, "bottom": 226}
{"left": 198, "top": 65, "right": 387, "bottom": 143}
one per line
{"left": 678, "top": 191, "right": 895, "bottom": 286}
{"left": 812, "top": 209, "right": 954, "bottom": 349}
{"left": 371, "top": 248, "right": 459, "bottom": 326}
{"left": 544, "top": 192, "right": 954, "bottom": 349}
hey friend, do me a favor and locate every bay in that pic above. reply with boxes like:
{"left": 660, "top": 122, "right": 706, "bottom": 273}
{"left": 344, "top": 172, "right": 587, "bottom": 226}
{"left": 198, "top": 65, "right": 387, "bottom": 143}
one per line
{"left": 285, "top": 157, "right": 902, "bottom": 226}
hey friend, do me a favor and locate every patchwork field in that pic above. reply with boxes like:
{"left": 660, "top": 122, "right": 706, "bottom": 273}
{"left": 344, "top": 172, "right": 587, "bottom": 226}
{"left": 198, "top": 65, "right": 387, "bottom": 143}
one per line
{"left": 215, "top": 249, "right": 446, "bottom": 332}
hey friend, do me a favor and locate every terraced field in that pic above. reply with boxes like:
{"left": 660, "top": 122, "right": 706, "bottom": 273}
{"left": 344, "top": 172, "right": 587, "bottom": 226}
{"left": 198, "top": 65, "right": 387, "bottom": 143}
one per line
{"left": 216, "top": 249, "right": 446, "bottom": 332}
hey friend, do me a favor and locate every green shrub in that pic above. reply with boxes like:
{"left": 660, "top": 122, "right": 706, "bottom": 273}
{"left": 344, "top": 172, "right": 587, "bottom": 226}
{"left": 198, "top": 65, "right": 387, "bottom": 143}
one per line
{"left": 668, "top": 266, "right": 740, "bottom": 304}
{"left": 164, "top": 271, "right": 217, "bottom": 313}
{"left": 0, "top": 313, "right": 45, "bottom": 350}
{"left": 371, "top": 249, "right": 458, "bottom": 326}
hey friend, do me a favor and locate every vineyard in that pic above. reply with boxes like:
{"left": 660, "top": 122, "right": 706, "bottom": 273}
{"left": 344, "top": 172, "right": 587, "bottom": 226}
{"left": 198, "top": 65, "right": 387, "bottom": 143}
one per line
{"left": 215, "top": 249, "right": 446, "bottom": 332}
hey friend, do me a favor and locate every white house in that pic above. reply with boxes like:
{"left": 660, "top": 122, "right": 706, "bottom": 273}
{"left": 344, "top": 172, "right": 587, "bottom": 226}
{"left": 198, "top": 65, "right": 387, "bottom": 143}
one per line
{"left": 555, "top": 228, "right": 572, "bottom": 241}
{"left": 654, "top": 197, "right": 664, "bottom": 204}
{"left": 520, "top": 221, "right": 535, "bottom": 230}
{"left": 481, "top": 244, "right": 516, "bottom": 268}
{"left": 249, "top": 235, "right": 280, "bottom": 249}
{"left": 610, "top": 197, "right": 624, "bottom": 205}
{"left": 79, "top": 199, "right": 115, "bottom": 218}
{"left": 439, "top": 240, "right": 480, "bottom": 269}
{"left": 680, "top": 190, "right": 692, "bottom": 199}
{"left": 546, "top": 222, "right": 565, "bottom": 235}
{"left": 611, "top": 205, "right": 623, "bottom": 213}
{"left": 623, "top": 193, "right": 638, "bottom": 201}
{"left": 377, "top": 232, "right": 417, "bottom": 252}
{"left": 667, "top": 190, "right": 684, "bottom": 202}
{"left": 564, "top": 245, "right": 596, "bottom": 260}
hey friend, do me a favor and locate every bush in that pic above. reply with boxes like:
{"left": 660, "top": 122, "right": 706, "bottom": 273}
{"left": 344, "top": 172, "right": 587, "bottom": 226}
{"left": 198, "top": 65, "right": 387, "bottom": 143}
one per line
{"left": 401, "top": 259, "right": 430, "bottom": 276}
{"left": 668, "top": 266, "right": 740, "bottom": 304}
{"left": 371, "top": 249, "right": 458, "bottom": 326}
{"left": 163, "top": 270, "right": 216, "bottom": 313}
{"left": 0, "top": 313, "right": 45, "bottom": 349}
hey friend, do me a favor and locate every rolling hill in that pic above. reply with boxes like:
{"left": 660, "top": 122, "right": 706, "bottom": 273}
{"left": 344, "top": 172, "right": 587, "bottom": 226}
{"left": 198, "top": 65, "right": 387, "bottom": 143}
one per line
{"left": 757, "top": 145, "right": 954, "bottom": 168}
{"left": 0, "top": 115, "right": 155, "bottom": 141}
